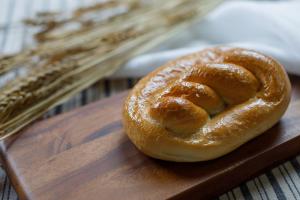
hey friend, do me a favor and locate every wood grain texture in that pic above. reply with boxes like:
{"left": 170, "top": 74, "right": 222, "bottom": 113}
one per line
{"left": 0, "top": 75, "right": 300, "bottom": 200}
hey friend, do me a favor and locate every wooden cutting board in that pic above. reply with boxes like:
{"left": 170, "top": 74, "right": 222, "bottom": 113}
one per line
{"left": 0, "top": 75, "right": 300, "bottom": 200}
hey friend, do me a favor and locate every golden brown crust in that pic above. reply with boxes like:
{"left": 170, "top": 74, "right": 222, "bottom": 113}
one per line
{"left": 122, "top": 46, "right": 291, "bottom": 162}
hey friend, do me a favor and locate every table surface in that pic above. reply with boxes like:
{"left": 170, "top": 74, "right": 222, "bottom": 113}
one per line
{"left": 1, "top": 0, "right": 300, "bottom": 200}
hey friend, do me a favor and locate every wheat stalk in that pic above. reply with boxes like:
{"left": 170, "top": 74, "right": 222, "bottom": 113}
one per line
{"left": 0, "top": 0, "right": 222, "bottom": 139}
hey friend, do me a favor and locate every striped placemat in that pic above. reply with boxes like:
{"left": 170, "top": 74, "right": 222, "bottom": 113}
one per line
{"left": 1, "top": 0, "right": 300, "bottom": 199}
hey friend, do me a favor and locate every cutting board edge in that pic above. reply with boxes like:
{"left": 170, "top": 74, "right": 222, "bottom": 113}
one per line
{"left": 0, "top": 147, "right": 30, "bottom": 200}
{"left": 171, "top": 129, "right": 300, "bottom": 199}
{"left": 0, "top": 92, "right": 130, "bottom": 200}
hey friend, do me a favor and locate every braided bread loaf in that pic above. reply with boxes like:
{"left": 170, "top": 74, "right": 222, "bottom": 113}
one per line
{"left": 123, "top": 47, "right": 291, "bottom": 162}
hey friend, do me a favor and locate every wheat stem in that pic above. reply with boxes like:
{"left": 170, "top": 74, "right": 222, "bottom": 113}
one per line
{"left": 0, "top": 0, "right": 222, "bottom": 139}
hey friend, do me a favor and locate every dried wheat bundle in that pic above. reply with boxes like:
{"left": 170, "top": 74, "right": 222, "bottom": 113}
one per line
{"left": 0, "top": 0, "right": 222, "bottom": 139}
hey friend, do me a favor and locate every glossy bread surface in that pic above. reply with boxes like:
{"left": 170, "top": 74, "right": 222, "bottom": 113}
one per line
{"left": 123, "top": 47, "right": 291, "bottom": 162}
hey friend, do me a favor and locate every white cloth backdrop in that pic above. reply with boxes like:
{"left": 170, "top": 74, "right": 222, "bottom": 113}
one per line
{"left": 114, "top": 0, "right": 300, "bottom": 78}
